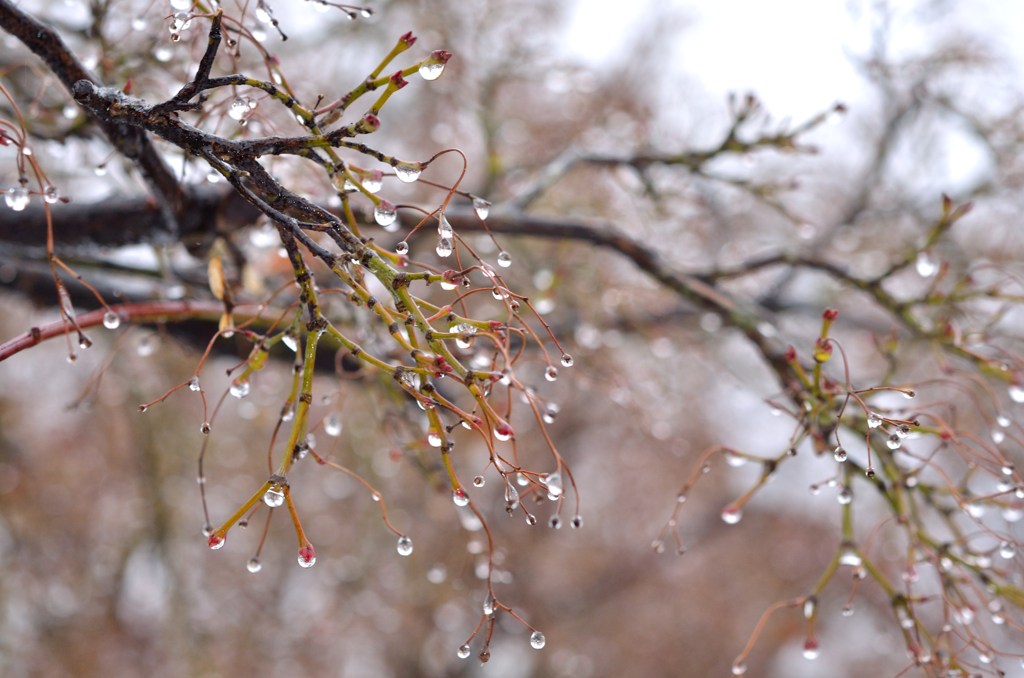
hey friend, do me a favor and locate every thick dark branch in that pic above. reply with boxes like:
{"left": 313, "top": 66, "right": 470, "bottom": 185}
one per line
{"left": 0, "top": 187, "right": 258, "bottom": 252}
{"left": 0, "top": 0, "right": 182, "bottom": 232}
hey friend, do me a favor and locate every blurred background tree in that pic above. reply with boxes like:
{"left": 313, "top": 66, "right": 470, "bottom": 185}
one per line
{"left": 1, "top": 1, "right": 1023, "bottom": 676}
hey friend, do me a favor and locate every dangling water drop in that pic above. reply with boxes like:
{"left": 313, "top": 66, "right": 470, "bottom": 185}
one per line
{"left": 43, "top": 185, "right": 59, "bottom": 204}
{"left": 837, "top": 486, "right": 853, "bottom": 505}
{"left": 542, "top": 472, "right": 563, "bottom": 499}
{"left": 297, "top": 545, "right": 316, "bottom": 568}
{"left": 867, "top": 412, "right": 883, "bottom": 428}
{"left": 473, "top": 197, "right": 491, "bottom": 220}
{"left": 418, "top": 61, "right": 446, "bottom": 81}
{"left": 571, "top": 514, "right": 583, "bottom": 528}
{"left": 529, "top": 631, "right": 546, "bottom": 649}
{"left": 102, "top": 311, "right": 121, "bottom": 329}
{"left": 560, "top": 354, "right": 574, "bottom": 368}
{"left": 208, "top": 533, "right": 226, "bottom": 550}
{"left": 543, "top": 403, "right": 560, "bottom": 424}
{"left": 324, "top": 413, "right": 343, "bottom": 437}
{"left": 494, "top": 423, "right": 514, "bottom": 441}
{"left": 396, "top": 535, "right": 414, "bottom": 556}
{"left": 394, "top": 163, "right": 421, "bottom": 183}
{"left": 229, "top": 378, "right": 251, "bottom": 399}
{"left": 482, "top": 594, "right": 495, "bottom": 615}
{"left": 721, "top": 505, "right": 742, "bottom": 525}
{"left": 472, "top": 475, "right": 486, "bottom": 488}
{"left": 427, "top": 430, "right": 442, "bottom": 448}
{"left": 544, "top": 366, "right": 558, "bottom": 382}
{"left": 731, "top": 661, "right": 747, "bottom": 676}
{"left": 228, "top": 96, "right": 251, "bottom": 122}
{"left": 5, "top": 186, "right": 29, "bottom": 211}
{"left": 802, "top": 639, "right": 820, "bottom": 660}
{"left": 436, "top": 237, "right": 454, "bottom": 257}
{"left": 247, "top": 558, "right": 262, "bottom": 573}
{"left": 915, "top": 251, "right": 937, "bottom": 277}
{"left": 200, "top": 422, "right": 211, "bottom": 435}
{"left": 886, "top": 434, "right": 902, "bottom": 450}
{"left": 263, "top": 486, "right": 285, "bottom": 508}
{"left": 453, "top": 488, "right": 470, "bottom": 507}
{"left": 374, "top": 201, "right": 397, "bottom": 228}
{"left": 437, "top": 214, "right": 453, "bottom": 238}
{"left": 833, "top": 446, "right": 847, "bottom": 462}
{"left": 457, "top": 644, "right": 471, "bottom": 659}
{"left": 395, "top": 240, "right": 409, "bottom": 255}
{"left": 497, "top": 251, "right": 512, "bottom": 268}
{"left": 1010, "top": 384, "right": 1024, "bottom": 403}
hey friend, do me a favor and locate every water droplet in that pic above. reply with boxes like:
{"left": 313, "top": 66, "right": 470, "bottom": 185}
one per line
{"left": 42, "top": 185, "right": 59, "bottom": 204}
{"left": 457, "top": 644, "right": 471, "bottom": 659}
{"left": 999, "top": 541, "right": 1015, "bottom": 559}
{"left": 529, "top": 631, "right": 546, "bottom": 650}
{"left": 394, "top": 163, "right": 421, "bottom": 183}
{"left": 436, "top": 237, "right": 454, "bottom": 257}
{"left": 571, "top": 514, "right": 583, "bottom": 528}
{"left": 886, "top": 434, "right": 902, "bottom": 450}
{"left": 396, "top": 535, "right": 413, "bottom": 556}
{"left": 837, "top": 486, "right": 853, "bottom": 505}
{"left": 419, "top": 61, "right": 445, "bottom": 81}
{"left": 504, "top": 482, "right": 519, "bottom": 511}
{"left": 991, "top": 428, "right": 1006, "bottom": 444}
{"left": 526, "top": 513, "right": 538, "bottom": 526}
{"left": 200, "top": 421, "right": 211, "bottom": 435}
{"left": 542, "top": 403, "right": 560, "bottom": 424}
{"left": 229, "top": 96, "right": 251, "bottom": 122}
{"left": 263, "top": 486, "right": 285, "bottom": 508}
{"left": 731, "top": 661, "right": 747, "bottom": 675}
{"left": 721, "top": 505, "right": 742, "bottom": 525}
{"left": 833, "top": 446, "right": 847, "bottom": 462}
{"left": 247, "top": 558, "right": 262, "bottom": 573}
{"left": 101, "top": 311, "right": 121, "bottom": 329}
{"left": 548, "top": 515, "right": 561, "bottom": 529}
{"left": 187, "top": 376, "right": 201, "bottom": 392}
{"left": 1010, "top": 384, "right": 1024, "bottom": 403}
{"left": 1002, "top": 463, "right": 1015, "bottom": 476}
{"left": 542, "top": 472, "right": 563, "bottom": 499}
{"left": 803, "top": 597, "right": 816, "bottom": 619}
{"left": 867, "top": 412, "right": 883, "bottom": 428}
{"left": 255, "top": 3, "right": 273, "bottom": 23}
{"left": 395, "top": 240, "right": 409, "bottom": 255}
{"left": 482, "top": 594, "right": 495, "bottom": 616}
{"left": 560, "top": 354, "right": 574, "bottom": 368}
{"left": 997, "top": 413, "right": 1011, "bottom": 428}
{"left": 136, "top": 335, "right": 156, "bottom": 357}
{"left": 494, "top": 423, "right": 514, "bottom": 441}
{"left": 839, "top": 544, "right": 862, "bottom": 566}
{"left": 437, "top": 214, "right": 453, "bottom": 238}
{"left": 802, "top": 639, "right": 820, "bottom": 660}
{"left": 453, "top": 488, "right": 470, "bottom": 507}
{"left": 842, "top": 604, "right": 854, "bottom": 617}
{"left": 5, "top": 186, "right": 29, "bottom": 211}
{"left": 915, "top": 251, "right": 937, "bottom": 277}
{"left": 496, "top": 251, "right": 512, "bottom": 268}
{"left": 544, "top": 366, "right": 558, "bottom": 382}
{"left": 297, "top": 545, "right": 316, "bottom": 568}
{"left": 473, "top": 197, "right": 491, "bottom": 220}
{"left": 427, "top": 430, "right": 442, "bottom": 447}
{"left": 208, "top": 533, "right": 226, "bottom": 550}
{"left": 229, "top": 378, "right": 251, "bottom": 398}
{"left": 374, "top": 201, "right": 398, "bottom": 228}
{"left": 170, "top": 10, "right": 192, "bottom": 32}
{"left": 472, "top": 475, "right": 486, "bottom": 488}
{"left": 718, "top": 452, "right": 743, "bottom": 468}
{"left": 324, "top": 413, "right": 343, "bottom": 437}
